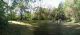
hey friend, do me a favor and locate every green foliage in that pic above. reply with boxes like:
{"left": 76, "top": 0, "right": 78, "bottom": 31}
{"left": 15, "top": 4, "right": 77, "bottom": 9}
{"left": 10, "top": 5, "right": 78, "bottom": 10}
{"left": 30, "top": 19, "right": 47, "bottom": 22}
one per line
{"left": 32, "top": 3, "right": 66, "bottom": 20}
{"left": 7, "top": 11, "right": 17, "bottom": 20}
{"left": 64, "top": 0, "right": 80, "bottom": 22}
{"left": 51, "top": 2, "right": 66, "bottom": 20}
{"left": 33, "top": 7, "right": 51, "bottom": 20}
{"left": 23, "top": 11, "right": 32, "bottom": 20}
{"left": 0, "top": 0, "right": 8, "bottom": 28}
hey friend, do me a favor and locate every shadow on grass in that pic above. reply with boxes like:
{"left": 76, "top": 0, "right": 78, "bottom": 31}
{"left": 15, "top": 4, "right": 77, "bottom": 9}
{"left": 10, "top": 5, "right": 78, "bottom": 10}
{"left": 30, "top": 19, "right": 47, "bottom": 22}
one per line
{"left": 63, "top": 24, "right": 80, "bottom": 35}
{"left": 1, "top": 20, "right": 80, "bottom": 35}
{"left": 33, "top": 20, "right": 63, "bottom": 35}
{"left": 33, "top": 20, "right": 80, "bottom": 35}
{"left": 1, "top": 23, "right": 33, "bottom": 35}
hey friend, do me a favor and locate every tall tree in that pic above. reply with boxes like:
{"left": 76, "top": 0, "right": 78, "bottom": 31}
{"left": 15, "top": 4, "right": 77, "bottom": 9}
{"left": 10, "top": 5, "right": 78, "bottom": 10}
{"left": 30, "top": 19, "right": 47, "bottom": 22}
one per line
{"left": 15, "top": 0, "right": 29, "bottom": 20}
{"left": 64, "top": 0, "right": 80, "bottom": 22}
{"left": 0, "top": 0, "right": 8, "bottom": 29}
{"left": 5, "top": 0, "right": 30, "bottom": 20}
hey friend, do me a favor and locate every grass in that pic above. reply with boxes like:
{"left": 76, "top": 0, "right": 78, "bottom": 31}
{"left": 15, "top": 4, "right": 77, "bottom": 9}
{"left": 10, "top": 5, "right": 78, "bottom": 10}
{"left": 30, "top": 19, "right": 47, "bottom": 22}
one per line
{"left": 1, "top": 20, "right": 80, "bottom": 35}
{"left": 1, "top": 21, "right": 34, "bottom": 35}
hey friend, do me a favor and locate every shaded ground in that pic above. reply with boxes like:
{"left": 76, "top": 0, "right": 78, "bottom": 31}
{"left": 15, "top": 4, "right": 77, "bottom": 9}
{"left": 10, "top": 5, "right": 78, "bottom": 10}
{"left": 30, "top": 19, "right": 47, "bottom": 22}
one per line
{"left": 1, "top": 21, "right": 33, "bottom": 35}
{"left": 62, "top": 22, "right": 80, "bottom": 35}
{"left": 1, "top": 20, "right": 80, "bottom": 35}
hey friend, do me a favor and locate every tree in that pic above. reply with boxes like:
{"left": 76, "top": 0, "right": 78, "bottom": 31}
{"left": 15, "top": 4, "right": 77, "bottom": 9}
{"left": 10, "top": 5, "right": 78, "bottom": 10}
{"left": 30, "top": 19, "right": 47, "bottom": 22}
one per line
{"left": 73, "top": 0, "right": 80, "bottom": 22}
{"left": 51, "top": 2, "right": 66, "bottom": 21}
{"left": 15, "top": 0, "right": 30, "bottom": 20}
{"left": 0, "top": 0, "right": 8, "bottom": 28}
{"left": 4, "top": 0, "right": 18, "bottom": 21}
{"left": 64, "top": 0, "right": 80, "bottom": 22}
{"left": 5, "top": 0, "right": 30, "bottom": 21}
{"left": 7, "top": 11, "right": 17, "bottom": 20}
{"left": 33, "top": 7, "right": 50, "bottom": 20}
{"left": 23, "top": 11, "right": 32, "bottom": 20}
{"left": 56, "top": 2, "right": 66, "bottom": 20}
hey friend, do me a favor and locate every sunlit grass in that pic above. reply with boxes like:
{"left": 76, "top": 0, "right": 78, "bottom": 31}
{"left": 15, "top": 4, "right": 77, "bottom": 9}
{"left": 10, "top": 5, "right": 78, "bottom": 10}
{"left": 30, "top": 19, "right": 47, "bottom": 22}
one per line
{"left": 8, "top": 21, "right": 32, "bottom": 26}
